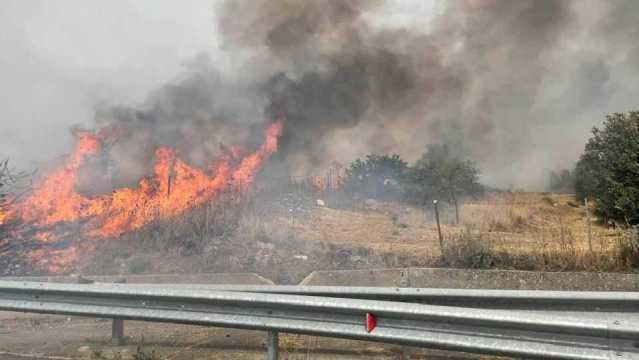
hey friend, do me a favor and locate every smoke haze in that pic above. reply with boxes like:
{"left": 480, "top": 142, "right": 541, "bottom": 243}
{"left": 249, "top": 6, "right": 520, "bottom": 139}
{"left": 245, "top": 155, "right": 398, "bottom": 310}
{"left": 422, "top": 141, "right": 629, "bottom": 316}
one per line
{"left": 1, "top": 0, "right": 639, "bottom": 190}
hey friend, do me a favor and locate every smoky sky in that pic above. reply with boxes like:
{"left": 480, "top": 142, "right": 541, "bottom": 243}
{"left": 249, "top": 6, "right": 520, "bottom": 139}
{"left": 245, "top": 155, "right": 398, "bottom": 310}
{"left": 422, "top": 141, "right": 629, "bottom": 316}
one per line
{"left": 1, "top": 0, "right": 639, "bottom": 190}
{"left": 0, "top": 0, "right": 220, "bottom": 168}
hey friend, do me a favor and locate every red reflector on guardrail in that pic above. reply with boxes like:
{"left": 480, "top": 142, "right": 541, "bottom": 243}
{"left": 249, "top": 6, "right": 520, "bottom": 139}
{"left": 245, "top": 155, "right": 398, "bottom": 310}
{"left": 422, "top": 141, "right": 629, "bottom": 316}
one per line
{"left": 366, "top": 312, "right": 376, "bottom": 333}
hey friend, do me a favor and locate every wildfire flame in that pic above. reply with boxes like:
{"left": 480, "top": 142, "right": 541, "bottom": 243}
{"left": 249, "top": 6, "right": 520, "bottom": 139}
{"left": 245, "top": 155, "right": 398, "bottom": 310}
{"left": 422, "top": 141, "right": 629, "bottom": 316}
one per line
{"left": 1, "top": 121, "right": 283, "bottom": 273}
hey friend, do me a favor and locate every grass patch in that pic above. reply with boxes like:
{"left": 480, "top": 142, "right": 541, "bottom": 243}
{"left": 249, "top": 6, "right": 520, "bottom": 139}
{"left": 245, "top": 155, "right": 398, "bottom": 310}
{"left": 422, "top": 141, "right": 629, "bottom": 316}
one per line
{"left": 133, "top": 347, "right": 163, "bottom": 360}
{"left": 441, "top": 226, "right": 639, "bottom": 272}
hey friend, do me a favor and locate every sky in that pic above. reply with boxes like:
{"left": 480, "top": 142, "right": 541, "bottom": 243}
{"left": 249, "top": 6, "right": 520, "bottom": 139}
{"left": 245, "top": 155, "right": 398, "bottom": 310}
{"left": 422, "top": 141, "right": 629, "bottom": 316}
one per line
{"left": 0, "top": 1, "right": 219, "bottom": 166}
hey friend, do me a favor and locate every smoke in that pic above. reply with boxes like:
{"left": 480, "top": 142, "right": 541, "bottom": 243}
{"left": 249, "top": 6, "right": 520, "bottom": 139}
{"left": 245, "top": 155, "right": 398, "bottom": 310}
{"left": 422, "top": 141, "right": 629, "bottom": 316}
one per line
{"left": 218, "top": 0, "right": 459, "bottom": 176}
{"left": 0, "top": 0, "right": 219, "bottom": 169}
{"left": 215, "top": 0, "right": 543, "bottom": 182}
{"left": 89, "top": 55, "right": 268, "bottom": 188}
{"left": 213, "top": 0, "right": 639, "bottom": 189}
{"left": 2, "top": 0, "right": 639, "bottom": 190}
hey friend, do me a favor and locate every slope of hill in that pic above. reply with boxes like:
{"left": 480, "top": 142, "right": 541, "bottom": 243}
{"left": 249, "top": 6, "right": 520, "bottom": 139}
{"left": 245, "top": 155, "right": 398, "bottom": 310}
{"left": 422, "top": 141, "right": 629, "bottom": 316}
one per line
{"left": 75, "top": 192, "right": 634, "bottom": 283}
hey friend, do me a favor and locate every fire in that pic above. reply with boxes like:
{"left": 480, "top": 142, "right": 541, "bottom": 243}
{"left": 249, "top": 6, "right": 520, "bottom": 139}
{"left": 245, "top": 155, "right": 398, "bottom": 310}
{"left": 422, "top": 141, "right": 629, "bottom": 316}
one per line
{"left": 4, "top": 121, "right": 283, "bottom": 272}
{"left": 18, "top": 133, "right": 102, "bottom": 225}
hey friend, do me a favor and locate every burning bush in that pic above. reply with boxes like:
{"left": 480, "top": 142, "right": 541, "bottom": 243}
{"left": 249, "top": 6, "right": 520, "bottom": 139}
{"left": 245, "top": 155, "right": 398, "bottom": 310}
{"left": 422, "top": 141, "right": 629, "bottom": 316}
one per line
{"left": 0, "top": 122, "right": 283, "bottom": 274}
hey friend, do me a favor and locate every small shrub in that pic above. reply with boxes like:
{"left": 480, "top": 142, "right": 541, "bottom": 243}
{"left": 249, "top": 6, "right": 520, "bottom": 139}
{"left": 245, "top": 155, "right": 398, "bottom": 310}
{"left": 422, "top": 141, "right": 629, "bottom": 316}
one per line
{"left": 511, "top": 215, "right": 527, "bottom": 230}
{"left": 487, "top": 219, "right": 509, "bottom": 232}
{"left": 541, "top": 196, "right": 556, "bottom": 206}
{"left": 133, "top": 347, "right": 162, "bottom": 360}
{"left": 617, "top": 227, "right": 639, "bottom": 269}
{"left": 127, "top": 257, "right": 151, "bottom": 274}
{"left": 389, "top": 213, "right": 409, "bottom": 228}
{"left": 567, "top": 201, "right": 579, "bottom": 208}
{"left": 91, "top": 349, "right": 103, "bottom": 358}
{"left": 441, "top": 230, "right": 496, "bottom": 269}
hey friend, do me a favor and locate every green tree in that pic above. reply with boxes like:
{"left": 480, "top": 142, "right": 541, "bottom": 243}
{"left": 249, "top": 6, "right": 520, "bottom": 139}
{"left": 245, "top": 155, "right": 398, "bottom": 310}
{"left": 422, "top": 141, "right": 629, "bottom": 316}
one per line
{"left": 404, "top": 145, "right": 483, "bottom": 222}
{"left": 575, "top": 112, "right": 639, "bottom": 225}
{"left": 343, "top": 154, "right": 408, "bottom": 200}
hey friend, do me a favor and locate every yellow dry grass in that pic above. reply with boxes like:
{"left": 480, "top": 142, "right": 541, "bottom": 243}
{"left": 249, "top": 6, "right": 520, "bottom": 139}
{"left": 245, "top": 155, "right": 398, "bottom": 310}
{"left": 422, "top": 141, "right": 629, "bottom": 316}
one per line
{"left": 256, "top": 192, "right": 624, "bottom": 260}
{"left": 268, "top": 205, "right": 446, "bottom": 258}
{"left": 463, "top": 193, "right": 626, "bottom": 255}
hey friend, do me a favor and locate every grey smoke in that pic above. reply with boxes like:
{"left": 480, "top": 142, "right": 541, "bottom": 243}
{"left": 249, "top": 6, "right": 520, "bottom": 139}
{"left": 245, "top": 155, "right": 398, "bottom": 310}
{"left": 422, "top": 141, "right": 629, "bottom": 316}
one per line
{"left": 214, "top": 0, "right": 639, "bottom": 188}
{"left": 2, "top": 0, "right": 639, "bottom": 190}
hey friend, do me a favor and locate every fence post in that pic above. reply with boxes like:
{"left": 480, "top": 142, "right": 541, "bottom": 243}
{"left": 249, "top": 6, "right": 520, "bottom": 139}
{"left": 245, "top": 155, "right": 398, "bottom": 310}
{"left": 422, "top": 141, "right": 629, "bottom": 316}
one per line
{"left": 267, "top": 330, "right": 279, "bottom": 360}
{"left": 433, "top": 200, "right": 444, "bottom": 254}
{"left": 585, "top": 197, "right": 593, "bottom": 253}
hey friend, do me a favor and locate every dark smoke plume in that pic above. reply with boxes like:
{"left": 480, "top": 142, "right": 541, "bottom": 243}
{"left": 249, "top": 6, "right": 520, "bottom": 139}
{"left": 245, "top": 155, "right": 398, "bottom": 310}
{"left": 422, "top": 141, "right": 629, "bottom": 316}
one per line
{"left": 216, "top": 0, "right": 578, "bottom": 184}
{"left": 89, "top": 0, "right": 639, "bottom": 189}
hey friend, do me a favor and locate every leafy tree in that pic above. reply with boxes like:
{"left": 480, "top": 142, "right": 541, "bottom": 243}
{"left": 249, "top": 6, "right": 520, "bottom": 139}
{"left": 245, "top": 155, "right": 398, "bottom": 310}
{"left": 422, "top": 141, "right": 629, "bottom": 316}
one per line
{"left": 575, "top": 112, "right": 639, "bottom": 225}
{"left": 404, "top": 145, "right": 483, "bottom": 221}
{"left": 343, "top": 147, "right": 483, "bottom": 222}
{"left": 343, "top": 154, "right": 408, "bottom": 200}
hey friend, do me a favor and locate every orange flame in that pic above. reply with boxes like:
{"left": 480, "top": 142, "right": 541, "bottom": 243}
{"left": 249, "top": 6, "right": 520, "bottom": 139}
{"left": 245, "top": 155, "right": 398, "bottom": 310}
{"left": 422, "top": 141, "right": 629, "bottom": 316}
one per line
{"left": 4, "top": 121, "right": 283, "bottom": 272}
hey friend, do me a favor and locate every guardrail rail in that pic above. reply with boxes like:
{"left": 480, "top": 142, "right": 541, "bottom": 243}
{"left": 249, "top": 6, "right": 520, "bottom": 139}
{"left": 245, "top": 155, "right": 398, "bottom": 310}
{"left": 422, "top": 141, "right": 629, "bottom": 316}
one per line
{"left": 0, "top": 281, "right": 637, "bottom": 360}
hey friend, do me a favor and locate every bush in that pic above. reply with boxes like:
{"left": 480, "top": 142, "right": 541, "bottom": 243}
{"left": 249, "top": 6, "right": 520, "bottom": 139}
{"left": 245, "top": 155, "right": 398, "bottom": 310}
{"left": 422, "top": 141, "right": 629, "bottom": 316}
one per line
{"left": 441, "top": 230, "right": 496, "bottom": 269}
{"left": 133, "top": 347, "right": 162, "bottom": 360}
{"left": 617, "top": 227, "right": 639, "bottom": 269}
{"left": 575, "top": 112, "right": 639, "bottom": 225}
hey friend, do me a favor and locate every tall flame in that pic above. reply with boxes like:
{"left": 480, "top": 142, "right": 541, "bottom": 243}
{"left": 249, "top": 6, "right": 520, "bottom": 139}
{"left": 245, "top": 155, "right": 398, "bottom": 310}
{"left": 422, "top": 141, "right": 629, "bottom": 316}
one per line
{"left": 3, "top": 121, "right": 283, "bottom": 272}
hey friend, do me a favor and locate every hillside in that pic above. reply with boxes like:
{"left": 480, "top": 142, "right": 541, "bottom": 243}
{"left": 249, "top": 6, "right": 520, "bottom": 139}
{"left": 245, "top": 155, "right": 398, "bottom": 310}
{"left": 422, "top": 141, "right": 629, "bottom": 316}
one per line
{"left": 76, "top": 192, "right": 633, "bottom": 284}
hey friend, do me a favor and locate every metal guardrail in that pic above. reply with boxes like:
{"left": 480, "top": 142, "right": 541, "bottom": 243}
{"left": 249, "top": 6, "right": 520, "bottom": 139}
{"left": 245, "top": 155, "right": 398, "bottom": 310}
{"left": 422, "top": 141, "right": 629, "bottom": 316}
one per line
{"left": 0, "top": 281, "right": 637, "bottom": 360}
{"left": 133, "top": 284, "right": 639, "bottom": 312}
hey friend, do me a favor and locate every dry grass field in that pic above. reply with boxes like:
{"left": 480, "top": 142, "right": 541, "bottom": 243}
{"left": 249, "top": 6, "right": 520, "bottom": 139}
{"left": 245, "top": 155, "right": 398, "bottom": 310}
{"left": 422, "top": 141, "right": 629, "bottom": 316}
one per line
{"left": 245, "top": 191, "right": 636, "bottom": 272}
{"left": 83, "top": 191, "right": 637, "bottom": 280}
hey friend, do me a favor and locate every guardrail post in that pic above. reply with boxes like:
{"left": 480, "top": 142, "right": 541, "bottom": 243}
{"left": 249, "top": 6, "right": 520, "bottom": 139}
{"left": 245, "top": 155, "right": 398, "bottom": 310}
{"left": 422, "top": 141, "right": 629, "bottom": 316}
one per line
{"left": 111, "top": 278, "right": 127, "bottom": 345}
{"left": 75, "top": 275, "right": 127, "bottom": 345}
{"left": 266, "top": 330, "right": 279, "bottom": 360}
{"left": 112, "top": 318, "right": 124, "bottom": 345}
